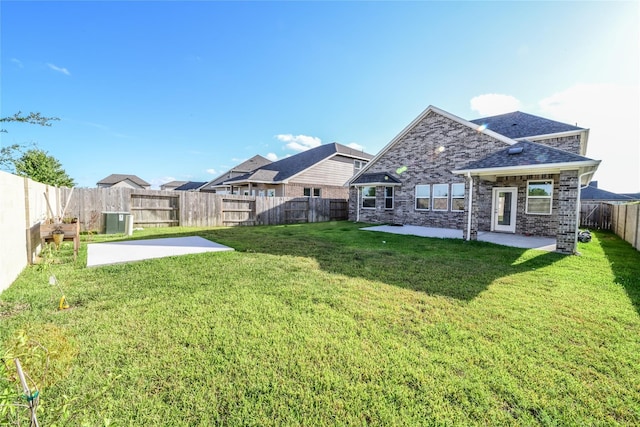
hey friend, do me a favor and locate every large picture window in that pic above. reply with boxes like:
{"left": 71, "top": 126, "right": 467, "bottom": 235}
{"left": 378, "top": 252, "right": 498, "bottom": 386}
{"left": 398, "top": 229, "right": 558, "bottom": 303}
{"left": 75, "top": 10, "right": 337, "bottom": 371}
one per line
{"left": 451, "top": 183, "right": 465, "bottom": 211}
{"left": 526, "top": 180, "right": 553, "bottom": 214}
{"left": 384, "top": 187, "right": 394, "bottom": 209}
{"left": 432, "top": 184, "right": 449, "bottom": 211}
{"left": 415, "top": 185, "right": 430, "bottom": 210}
{"left": 362, "top": 186, "right": 376, "bottom": 209}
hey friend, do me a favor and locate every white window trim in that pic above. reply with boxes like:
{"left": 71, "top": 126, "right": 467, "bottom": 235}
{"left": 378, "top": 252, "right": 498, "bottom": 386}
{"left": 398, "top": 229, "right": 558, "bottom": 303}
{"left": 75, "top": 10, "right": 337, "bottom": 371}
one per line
{"left": 362, "top": 186, "right": 376, "bottom": 209}
{"left": 526, "top": 179, "right": 553, "bottom": 215}
{"left": 451, "top": 183, "right": 465, "bottom": 212}
{"left": 384, "top": 186, "right": 394, "bottom": 210}
{"left": 415, "top": 184, "right": 431, "bottom": 211}
{"left": 432, "top": 184, "right": 449, "bottom": 211}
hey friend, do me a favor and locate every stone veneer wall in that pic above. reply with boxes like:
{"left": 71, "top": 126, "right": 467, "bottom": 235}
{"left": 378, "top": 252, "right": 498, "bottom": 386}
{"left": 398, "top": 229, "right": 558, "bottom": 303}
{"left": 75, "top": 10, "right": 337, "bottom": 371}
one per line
{"left": 530, "top": 135, "right": 582, "bottom": 155}
{"left": 349, "top": 110, "right": 509, "bottom": 226}
{"left": 555, "top": 170, "right": 579, "bottom": 253}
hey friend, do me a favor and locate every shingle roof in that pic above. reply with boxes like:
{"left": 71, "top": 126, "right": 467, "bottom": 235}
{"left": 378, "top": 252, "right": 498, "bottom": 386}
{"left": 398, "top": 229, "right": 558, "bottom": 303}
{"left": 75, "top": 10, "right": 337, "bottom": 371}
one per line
{"left": 458, "top": 140, "right": 594, "bottom": 171}
{"left": 161, "top": 180, "right": 188, "bottom": 188}
{"left": 470, "top": 111, "right": 584, "bottom": 139}
{"left": 97, "top": 174, "right": 150, "bottom": 187}
{"left": 201, "top": 155, "right": 273, "bottom": 190}
{"left": 227, "top": 143, "right": 373, "bottom": 184}
{"left": 351, "top": 172, "right": 402, "bottom": 185}
{"left": 581, "top": 183, "right": 637, "bottom": 201}
{"left": 174, "top": 181, "right": 207, "bottom": 191}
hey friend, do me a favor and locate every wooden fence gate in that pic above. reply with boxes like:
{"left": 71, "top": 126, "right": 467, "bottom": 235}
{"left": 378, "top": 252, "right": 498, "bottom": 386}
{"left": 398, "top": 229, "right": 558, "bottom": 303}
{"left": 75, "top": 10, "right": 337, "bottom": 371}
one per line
{"left": 329, "top": 200, "right": 348, "bottom": 220}
{"left": 580, "top": 202, "right": 612, "bottom": 230}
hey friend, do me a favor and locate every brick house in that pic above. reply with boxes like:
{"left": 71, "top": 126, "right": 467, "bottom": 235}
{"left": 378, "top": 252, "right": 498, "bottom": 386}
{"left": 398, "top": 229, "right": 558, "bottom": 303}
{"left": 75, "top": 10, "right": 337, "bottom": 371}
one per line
{"left": 224, "top": 143, "right": 373, "bottom": 199}
{"left": 348, "top": 106, "right": 600, "bottom": 254}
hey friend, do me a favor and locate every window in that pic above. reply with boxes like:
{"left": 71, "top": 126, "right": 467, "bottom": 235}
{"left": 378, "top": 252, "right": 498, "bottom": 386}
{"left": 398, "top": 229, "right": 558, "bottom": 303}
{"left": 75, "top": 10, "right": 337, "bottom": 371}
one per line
{"left": 432, "top": 184, "right": 449, "bottom": 211}
{"left": 267, "top": 189, "right": 276, "bottom": 197}
{"left": 451, "top": 183, "right": 465, "bottom": 211}
{"left": 303, "top": 187, "right": 321, "bottom": 197}
{"left": 384, "top": 187, "right": 394, "bottom": 209}
{"left": 526, "top": 180, "right": 553, "bottom": 214}
{"left": 362, "top": 186, "right": 376, "bottom": 208}
{"left": 415, "top": 185, "right": 430, "bottom": 210}
{"left": 354, "top": 160, "right": 367, "bottom": 173}
{"left": 258, "top": 190, "right": 265, "bottom": 197}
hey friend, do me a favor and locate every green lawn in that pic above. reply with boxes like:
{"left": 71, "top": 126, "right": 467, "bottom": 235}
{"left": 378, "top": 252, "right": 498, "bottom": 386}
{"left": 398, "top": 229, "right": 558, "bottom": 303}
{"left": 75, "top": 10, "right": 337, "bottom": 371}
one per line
{"left": 1, "top": 222, "right": 639, "bottom": 426}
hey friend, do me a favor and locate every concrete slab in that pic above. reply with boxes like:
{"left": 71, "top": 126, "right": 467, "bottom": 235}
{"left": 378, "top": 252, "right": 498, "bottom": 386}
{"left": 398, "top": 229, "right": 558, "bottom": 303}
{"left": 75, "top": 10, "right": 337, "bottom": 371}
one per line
{"left": 87, "top": 236, "right": 234, "bottom": 267}
{"left": 362, "top": 225, "right": 463, "bottom": 239}
{"left": 360, "top": 225, "right": 556, "bottom": 251}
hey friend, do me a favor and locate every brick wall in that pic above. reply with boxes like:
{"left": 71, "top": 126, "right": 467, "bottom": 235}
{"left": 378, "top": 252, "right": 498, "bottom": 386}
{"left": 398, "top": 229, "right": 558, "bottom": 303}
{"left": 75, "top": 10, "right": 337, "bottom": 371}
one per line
{"left": 556, "top": 170, "right": 579, "bottom": 253}
{"left": 531, "top": 135, "right": 582, "bottom": 155}
{"left": 349, "top": 110, "right": 509, "bottom": 226}
{"left": 286, "top": 183, "right": 349, "bottom": 199}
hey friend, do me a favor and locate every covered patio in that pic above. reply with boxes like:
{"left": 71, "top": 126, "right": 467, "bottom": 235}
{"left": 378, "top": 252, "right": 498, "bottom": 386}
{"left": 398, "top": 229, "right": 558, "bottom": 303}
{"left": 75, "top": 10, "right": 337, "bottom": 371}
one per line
{"left": 361, "top": 225, "right": 557, "bottom": 252}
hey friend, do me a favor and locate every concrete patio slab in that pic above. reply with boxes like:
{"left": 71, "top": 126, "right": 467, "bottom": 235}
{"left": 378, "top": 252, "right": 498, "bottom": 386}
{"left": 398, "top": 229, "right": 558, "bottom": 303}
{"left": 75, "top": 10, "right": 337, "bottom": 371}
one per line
{"left": 87, "top": 236, "right": 234, "bottom": 267}
{"left": 361, "top": 225, "right": 556, "bottom": 251}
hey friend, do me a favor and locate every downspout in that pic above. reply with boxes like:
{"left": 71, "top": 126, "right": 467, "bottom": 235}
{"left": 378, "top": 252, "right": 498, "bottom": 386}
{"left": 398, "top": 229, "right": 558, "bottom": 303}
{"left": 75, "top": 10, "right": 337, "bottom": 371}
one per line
{"left": 466, "top": 172, "right": 473, "bottom": 241}
{"left": 356, "top": 186, "right": 360, "bottom": 222}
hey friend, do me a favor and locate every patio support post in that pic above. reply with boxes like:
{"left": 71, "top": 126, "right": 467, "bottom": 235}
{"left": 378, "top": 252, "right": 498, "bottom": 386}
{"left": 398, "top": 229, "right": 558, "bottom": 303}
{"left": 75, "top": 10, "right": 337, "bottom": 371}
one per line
{"left": 466, "top": 172, "right": 473, "bottom": 241}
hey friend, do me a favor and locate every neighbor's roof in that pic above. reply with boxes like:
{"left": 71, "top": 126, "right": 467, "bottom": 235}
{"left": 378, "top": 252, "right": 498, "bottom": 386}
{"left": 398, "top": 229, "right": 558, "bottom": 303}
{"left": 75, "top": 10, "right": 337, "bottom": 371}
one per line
{"left": 455, "top": 140, "right": 596, "bottom": 172}
{"left": 226, "top": 143, "right": 373, "bottom": 184}
{"left": 351, "top": 172, "right": 402, "bottom": 186}
{"left": 161, "top": 180, "right": 188, "bottom": 188}
{"left": 581, "top": 184, "right": 637, "bottom": 201}
{"left": 469, "top": 111, "right": 584, "bottom": 139}
{"left": 174, "top": 181, "right": 207, "bottom": 191}
{"left": 97, "top": 174, "right": 150, "bottom": 187}
{"left": 200, "top": 155, "right": 273, "bottom": 190}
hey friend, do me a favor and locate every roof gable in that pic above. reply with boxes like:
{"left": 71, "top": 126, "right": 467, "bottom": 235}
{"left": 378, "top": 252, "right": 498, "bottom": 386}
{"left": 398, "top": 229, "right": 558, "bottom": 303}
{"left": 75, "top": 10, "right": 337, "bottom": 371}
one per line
{"left": 469, "top": 111, "right": 584, "bottom": 139}
{"left": 350, "top": 105, "right": 517, "bottom": 184}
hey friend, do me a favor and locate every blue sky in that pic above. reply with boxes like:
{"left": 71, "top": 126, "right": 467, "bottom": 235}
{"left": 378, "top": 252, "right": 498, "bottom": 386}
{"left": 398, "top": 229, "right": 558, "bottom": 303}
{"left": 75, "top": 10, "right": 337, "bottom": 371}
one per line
{"left": 1, "top": 1, "right": 638, "bottom": 192}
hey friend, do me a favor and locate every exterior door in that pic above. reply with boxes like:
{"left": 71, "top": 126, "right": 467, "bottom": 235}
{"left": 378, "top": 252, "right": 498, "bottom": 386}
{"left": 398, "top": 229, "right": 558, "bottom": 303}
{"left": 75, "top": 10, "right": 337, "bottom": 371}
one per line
{"left": 492, "top": 187, "right": 517, "bottom": 233}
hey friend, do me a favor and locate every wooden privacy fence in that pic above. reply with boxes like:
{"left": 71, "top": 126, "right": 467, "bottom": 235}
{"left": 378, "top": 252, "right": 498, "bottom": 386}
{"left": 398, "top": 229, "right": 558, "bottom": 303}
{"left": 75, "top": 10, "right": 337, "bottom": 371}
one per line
{"left": 580, "top": 202, "right": 612, "bottom": 230}
{"left": 611, "top": 203, "right": 640, "bottom": 251}
{"left": 60, "top": 187, "right": 348, "bottom": 232}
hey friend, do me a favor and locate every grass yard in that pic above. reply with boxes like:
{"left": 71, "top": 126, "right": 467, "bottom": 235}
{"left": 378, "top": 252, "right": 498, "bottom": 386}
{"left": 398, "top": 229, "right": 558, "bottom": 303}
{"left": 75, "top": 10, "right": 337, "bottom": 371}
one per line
{"left": 1, "top": 221, "right": 639, "bottom": 426}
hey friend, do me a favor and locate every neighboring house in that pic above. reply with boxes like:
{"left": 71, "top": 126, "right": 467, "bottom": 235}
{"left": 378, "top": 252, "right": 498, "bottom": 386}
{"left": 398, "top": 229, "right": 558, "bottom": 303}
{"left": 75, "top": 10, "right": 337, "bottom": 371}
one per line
{"left": 225, "top": 143, "right": 373, "bottom": 198}
{"left": 97, "top": 174, "right": 151, "bottom": 190}
{"left": 199, "top": 155, "right": 273, "bottom": 194}
{"left": 160, "top": 181, "right": 188, "bottom": 191}
{"left": 581, "top": 181, "right": 638, "bottom": 204}
{"left": 174, "top": 181, "right": 207, "bottom": 191}
{"left": 349, "top": 106, "right": 600, "bottom": 254}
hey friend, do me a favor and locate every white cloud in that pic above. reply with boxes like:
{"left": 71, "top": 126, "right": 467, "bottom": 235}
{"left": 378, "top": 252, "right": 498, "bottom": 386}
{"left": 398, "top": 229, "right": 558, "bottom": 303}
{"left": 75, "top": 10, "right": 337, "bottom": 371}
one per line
{"left": 11, "top": 58, "right": 23, "bottom": 68}
{"left": 538, "top": 83, "right": 640, "bottom": 193}
{"left": 265, "top": 152, "right": 278, "bottom": 161}
{"left": 346, "top": 142, "right": 364, "bottom": 151}
{"left": 470, "top": 94, "right": 522, "bottom": 116}
{"left": 275, "top": 134, "right": 322, "bottom": 152}
{"left": 47, "top": 63, "right": 71, "bottom": 76}
{"left": 206, "top": 168, "right": 217, "bottom": 175}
